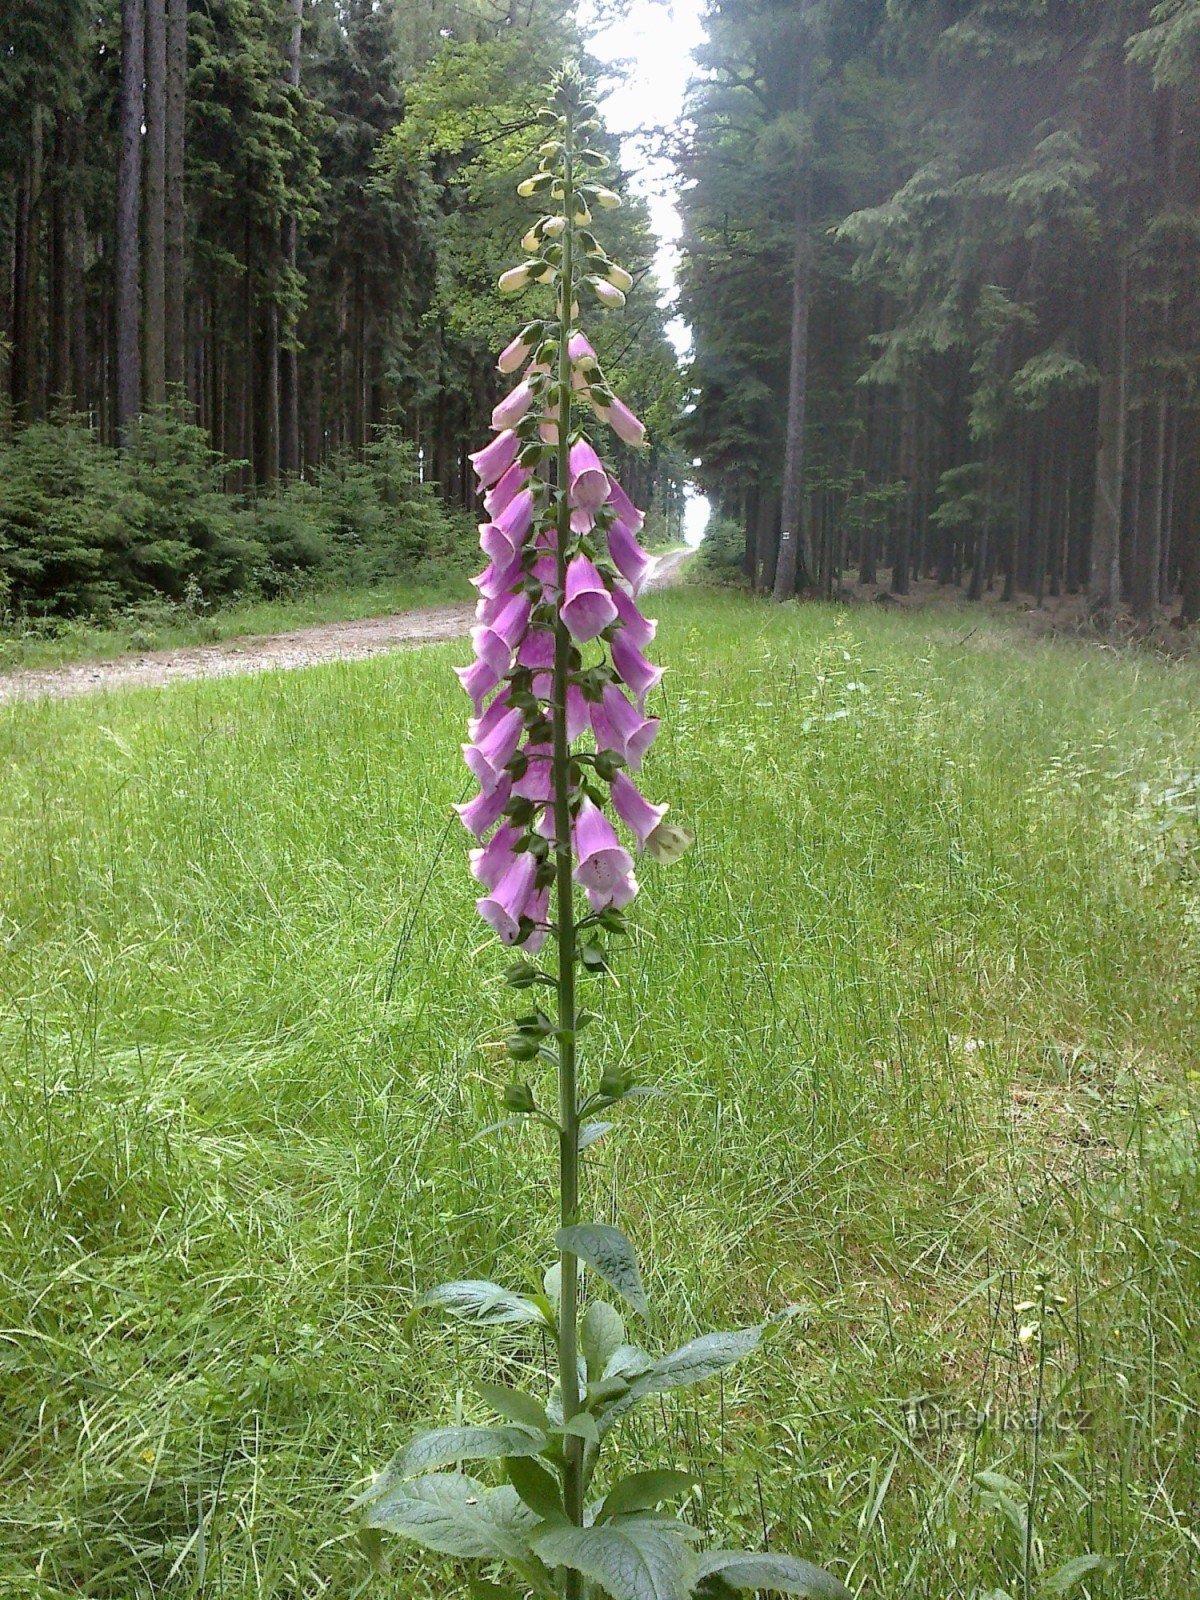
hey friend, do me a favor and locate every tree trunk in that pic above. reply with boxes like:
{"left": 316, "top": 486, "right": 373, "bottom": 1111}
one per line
{"left": 755, "top": 486, "right": 780, "bottom": 594}
{"left": 892, "top": 368, "right": 917, "bottom": 596}
{"left": 143, "top": 0, "right": 167, "bottom": 407}
{"left": 164, "top": 0, "right": 187, "bottom": 394}
{"left": 772, "top": 157, "right": 812, "bottom": 600}
{"left": 1088, "top": 258, "right": 1127, "bottom": 615}
{"left": 49, "top": 112, "right": 71, "bottom": 405}
{"left": 69, "top": 116, "right": 90, "bottom": 415}
{"left": 1132, "top": 396, "right": 1166, "bottom": 620}
{"left": 116, "top": 0, "right": 145, "bottom": 439}
{"left": 11, "top": 106, "right": 44, "bottom": 421}
{"left": 279, "top": 0, "right": 303, "bottom": 474}
{"left": 1180, "top": 418, "right": 1200, "bottom": 626}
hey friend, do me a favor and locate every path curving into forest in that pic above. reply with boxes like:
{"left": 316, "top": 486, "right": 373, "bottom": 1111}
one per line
{"left": 0, "top": 548, "right": 691, "bottom": 705}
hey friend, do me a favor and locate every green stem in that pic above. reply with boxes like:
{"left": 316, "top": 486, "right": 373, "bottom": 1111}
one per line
{"left": 552, "top": 105, "right": 584, "bottom": 1593}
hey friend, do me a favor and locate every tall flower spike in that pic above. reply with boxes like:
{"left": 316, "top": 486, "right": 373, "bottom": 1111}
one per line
{"left": 356, "top": 70, "right": 856, "bottom": 1600}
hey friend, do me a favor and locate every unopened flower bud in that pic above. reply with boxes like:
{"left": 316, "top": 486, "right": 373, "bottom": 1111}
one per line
{"left": 605, "top": 265, "right": 634, "bottom": 293}
{"left": 592, "top": 278, "right": 626, "bottom": 309}
{"left": 574, "top": 203, "right": 592, "bottom": 225}
{"left": 593, "top": 186, "right": 621, "bottom": 208}
{"left": 521, "top": 226, "right": 541, "bottom": 254}
{"left": 542, "top": 215, "right": 567, "bottom": 237}
{"left": 499, "top": 265, "right": 532, "bottom": 294}
{"left": 517, "top": 172, "right": 551, "bottom": 198}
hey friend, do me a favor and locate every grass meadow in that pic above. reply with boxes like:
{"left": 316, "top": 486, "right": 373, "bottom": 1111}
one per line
{"left": 1, "top": 590, "right": 1198, "bottom": 1599}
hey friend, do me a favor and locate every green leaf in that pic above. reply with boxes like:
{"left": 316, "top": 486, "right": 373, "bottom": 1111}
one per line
{"left": 504, "top": 1453, "right": 566, "bottom": 1521}
{"left": 478, "top": 1381, "right": 550, "bottom": 1433}
{"left": 694, "top": 1550, "right": 853, "bottom": 1598}
{"left": 563, "top": 1411, "right": 601, "bottom": 1446}
{"left": 532, "top": 1517, "right": 699, "bottom": 1600}
{"left": 599, "top": 1470, "right": 698, "bottom": 1522}
{"left": 361, "top": 1472, "right": 538, "bottom": 1567}
{"left": 581, "top": 1301, "right": 626, "bottom": 1377}
{"left": 580, "top": 1120, "right": 615, "bottom": 1151}
{"left": 637, "top": 1327, "right": 762, "bottom": 1396}
{"left": 416, "top": 1279, "right": 548, "bottom": 1327}
{"left": 598, "top": 1329, "right": 761, "bottom": 1435}
{"left": 1043, "top": 1554, "right": 1114, "bottom": 1596}
{"left": 556, "top": 1223, "right": 648, "bottom": 1317}
{"left": 353, "top": 1426, "right": 546, "bottom": 1506}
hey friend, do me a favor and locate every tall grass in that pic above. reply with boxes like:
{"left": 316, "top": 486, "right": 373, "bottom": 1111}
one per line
{"left": 1, "top": 591, "right": 1197, "bottom": 1598}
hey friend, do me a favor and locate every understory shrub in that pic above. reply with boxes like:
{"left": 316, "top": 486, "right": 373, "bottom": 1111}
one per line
{"left": 0, "top": 413, "right": 471, "bottom": 620}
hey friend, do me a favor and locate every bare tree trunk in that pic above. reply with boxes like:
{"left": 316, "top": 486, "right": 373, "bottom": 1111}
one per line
{"left": 755, "top": 485, "right": 780, "bottom": 594}
{"left": 1132, "top": 396, "right": 1166, "bottom": 620}
{"left": 49, "top": 112, "right": 71, "bottom": 404}
{"left": 279, "top": 0, "right": 303, "bottom": 475}
{"left": 69, "top": 116, "right": 89, "bottom": 415}
{"left": 164, "top": 0, "right": 187, "bottom": 395}
{"left": 143, "top": 0, "right": 167, "bottom": 407}
{"left": 772, "top": 155, "right": 812, "bottom": 600}
{"left": 116, "top": 0, "right": 145, "bottom": 439}
{"left": 11, "top": 106, "right": 44, "bottom": 421}
{"left": 1089, "top": 262, "right": 1127, "bottom": 615}
{"left": 892, "top": 367, "right": 917, "bottom": 596}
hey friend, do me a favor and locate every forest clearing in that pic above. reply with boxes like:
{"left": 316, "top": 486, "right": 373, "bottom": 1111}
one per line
{"left": 2, "top": 592, "right": 1198, "bottom": 1597}
{"left": 4, "top": 0, "right": 1200, "bottom": 1596}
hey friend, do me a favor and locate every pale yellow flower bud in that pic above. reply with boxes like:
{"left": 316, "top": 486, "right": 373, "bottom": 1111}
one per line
{"left": 605, "top": 264, "right": 634, "bottom": 293}
{"left": 593, "top": 187, "right": 621, "bottom": 209}
{"left": 498, "top": 265, "right": 532, "bottom": 294}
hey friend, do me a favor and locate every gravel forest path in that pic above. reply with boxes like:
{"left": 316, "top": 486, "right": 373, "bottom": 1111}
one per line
{"left": 0, "top": 548, "right": 691, "bottom": 705}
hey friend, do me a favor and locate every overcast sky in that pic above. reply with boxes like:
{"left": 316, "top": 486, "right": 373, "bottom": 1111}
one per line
{"left": 582, "top": 0, "right": 711, "bottom": 539}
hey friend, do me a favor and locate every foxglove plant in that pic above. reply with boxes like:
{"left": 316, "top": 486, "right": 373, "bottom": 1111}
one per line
{"left": 355, "top": 67, "right": 849, "bottom": 1600}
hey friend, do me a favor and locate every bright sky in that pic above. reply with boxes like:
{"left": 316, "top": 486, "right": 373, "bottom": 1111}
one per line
{"left": 582, "top": 0, "right": 711, "bottom": 545}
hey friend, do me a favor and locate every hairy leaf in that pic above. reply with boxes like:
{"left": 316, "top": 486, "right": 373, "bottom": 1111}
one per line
{"left": 356, "top": 1424, "right": 545, "bottom": 1497}
{"left": 361, "top": 1472, "right": 539, "bottom": 1568}
{"left": 532, "top": 1517, "right": 699, "bottom": 1600}
{"left": 636, "top": 1328, "right": 762, "bottom": 1396}
{"left": 600, "top": 1469, "right": 698, "bottom": 1521}
{"left": 478, "top": 1381, "right": 551, "bottom": 1433}
{"left": 416, "top": 1278, "right": 547, "bottom": 1327}
{"left": 694, "top": 1550, "right": 852, "bottom": 1598}
{"left": 556, "top": 1224, "right": 648, "bottom": 1317}
{"left": 581, "top": 1300, "right": 627, "bottom": 1377}
{"left": 1043, "top": 1554, "right": 1114, "bottom": 1596}
{"left": 505, "top": 1454, "right": 566, "bottom": 1521}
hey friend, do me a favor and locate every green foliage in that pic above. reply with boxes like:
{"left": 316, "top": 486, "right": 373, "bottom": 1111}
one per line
{"left": 1, "top": 594, "right": 1197, "bottom": 1596}
{"left": 0, "top": 418, "right": 468, "bottom": 620}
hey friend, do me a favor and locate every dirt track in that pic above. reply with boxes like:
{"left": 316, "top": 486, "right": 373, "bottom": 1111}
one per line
{"left": 0, "top": 547, "right": 691, "bottom": 705}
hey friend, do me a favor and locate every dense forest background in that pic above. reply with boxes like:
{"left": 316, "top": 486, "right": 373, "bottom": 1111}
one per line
{"left": 3, "top": 0, "right": 1199, "bottom": 627}
{"left": 682, "top": 0, "right": 1200, "bottom": 622}
{"left": 0, "top": 0, "right": 683, "bottom": 617}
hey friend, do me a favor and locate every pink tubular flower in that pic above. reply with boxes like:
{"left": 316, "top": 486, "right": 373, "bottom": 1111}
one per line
{"left": 606, "top": 477, "right": 645, "bottom": 533}
{"left": 455, "top": 777, "right": 512, "bottom": 837}
{"left": 561, "top": 554, "right": 618, "bottom": 643}
{"left": 470, "top": 429, "right": 519, "bottom": 488}
{"left": 568, "top": 440, "right": 609, "bottom": 512}
{"left": 593, "top": 393, "right": 646, "bottom": 448}
{"left": 612, "top": 629, "right": 665, "bottom": 709}
{"left": 491, "top": 381, "right": 535, "bottom": 431}
{"left": 456, "top": 655, "right": 502, "bottom": 711}
{"left": 484, "top": 462, "right": 529, "bottom": 520}
{"left": 463, "top": 705, "right": 524, "bottom": 792}
{"left": 471, "top": 591, "right": 531, "bottom": 676}
{"left": 519, "top": 888, "right": 550, "bottom": 953}
{"left": 469, "top": 823, "right": 522, "bottom": 889}
{"left": 568, "top": 331, "right": 596, "bottom": 364}
{"left": 584, "top": 869, "right": 638, "bottom": 913}
{"left": 476, "top": 850, "right": 539, "bottom": 945}
{"left": 481, "top": 488, "right": 535, "bottom": 566}
{"left": 512, "top": 744, "right": 554, "bottom": 802}
{"left": 468, "top": 689, "right": 512, "bottom": 744}
{"left": 612, "top": 585, "right": 656, "bottom": 650}
{"left": 573, "top": 797, "right": 636, "bottom": 906}
{"left": 607, "top": 519, "right": 652, "bottom": 594}
{"left": 530, "top": 677, "right": 590, "bottom": 741}
{"left": 591, "top": 682, "right": 659, "bottom": 770}
{"left": 497, "top": 332, "right": 534, "bottom": 374}
{"left": 518, "top": 628, "right": 554, "bottom": 670}
{"left": 472, "top": 555, "right": 522, "bottom": 602}
{"left": 610, "top": 770, "right": 668, "bottom": 852}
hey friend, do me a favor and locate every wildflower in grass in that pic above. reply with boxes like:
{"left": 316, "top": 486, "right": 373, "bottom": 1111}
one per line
{"left": 359, "top": 64, "right": 848, "bottom": 1600}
